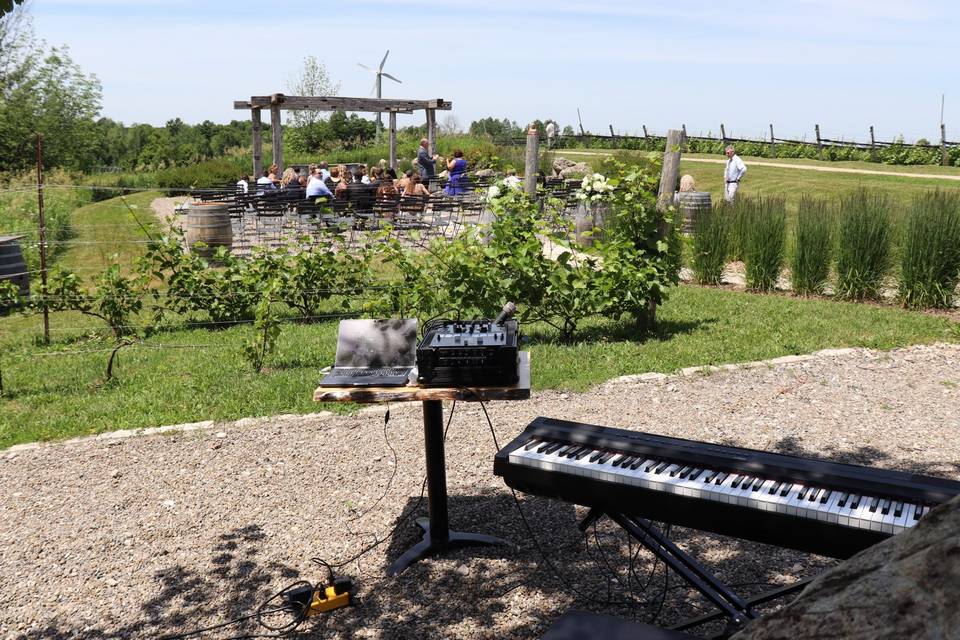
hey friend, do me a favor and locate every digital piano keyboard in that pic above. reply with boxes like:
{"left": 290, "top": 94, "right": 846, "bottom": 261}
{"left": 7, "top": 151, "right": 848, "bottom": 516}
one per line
{"left": 494, "top": 417, "right": 960, "bottom": 558}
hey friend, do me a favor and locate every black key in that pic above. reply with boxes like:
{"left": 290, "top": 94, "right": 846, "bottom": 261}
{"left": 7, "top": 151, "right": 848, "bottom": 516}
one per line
{"left": 610, "top": 454, "right": 627, "bottom": 467}
{"left": 893, "top": 501, "right": 904, "bottom": 518}
{"left": 555, "top": 444, "right": 573, "bottom": 456}
{"left": 676, "top": 466, "right": 691, "bottom": 479}
{"left": 849, "top": 495, "right": 860, "bottom": 510}
{"left": 820, "top": 490, "right": 832, "bottom": 504}
{"left": 563, "top": 446, "right": 583, "bottom": 458}
{"left": 880, "top": 499, "right": 891, "bottom": 516}
{"left": 543, "top": 442, "right": 563, "bottom": 455}
{"left": 780, "top": 484, "right": 791, "bottom": 496}
{"left": 914, "top": 505, "right": 926, "bottom": 520}
{"left": 769, "top": 481, "right": 782, "bottom": 495}
{"left": 703, "top": 470, "right": 718, "bottom": 483}
{"left": 808, "top": 488, "right": 821, "bottom": 503}
{"left": 644, "top": 460, "right": 659, "bottom": 472}
{"left": 715, "top": 472, "right": 729, "bottom": 485}
{"left": 688, "top": 468, "right": 703, "bottom": 481}
{"left": 869, "top": 497, "right": 880, "bottom": 513}
{"left": 621, "top": 456, "right": 639, "bottom": 468}
{"left": 731, "top": 475, "right": 744, "bottom": 488}
{"left": 655, "top": 462, "right": 671, "bottom": 474}
{"left": 669, "top": 465, "right": 683, "bottom": 478}
{"left": 630, "top": 458, "right": 647, "bottom": 470}
{"left": 752, "top": 477, "right": 765, "bottom": 491}
{"left": 574, "top": 448, "right": 591, "bottom": 460}
{"left": 797, "top": 486, "right": 809, "bottom": 500}
{"left": 589, "top": 450, "right": 604, "bottom": 463}
{"left": 536, "top": 442, "right": 553, "bottom": 454}
{"left": 597, "top": 452, "right": 615, "bottom": 464}
{"left": 523, "top": 439, "right": 540, "bottom": 451}
{"left": 837, "top": 492, "right": 849, "bottom": 508}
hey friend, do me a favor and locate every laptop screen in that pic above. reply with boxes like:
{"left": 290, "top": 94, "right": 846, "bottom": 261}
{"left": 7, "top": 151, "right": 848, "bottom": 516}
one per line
{"left": 334, "top": 319, "right": 418, "bottom": 368}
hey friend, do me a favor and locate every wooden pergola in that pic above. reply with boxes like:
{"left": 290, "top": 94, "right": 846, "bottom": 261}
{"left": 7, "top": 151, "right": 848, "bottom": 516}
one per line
{"left": 233, "top": 94, "right": 452, "bottom": 177}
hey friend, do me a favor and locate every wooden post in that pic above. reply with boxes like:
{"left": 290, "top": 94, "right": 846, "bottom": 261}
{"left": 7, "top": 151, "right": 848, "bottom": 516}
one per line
{"left": 426, "top": 108, "right": 436, "bottom": 155}
{"left": 609, "top": 124, "right": 616, "bottom": 139}
{"left": 642, "top": 125, "right": 649, "bottom": 139}
{"left": 657, "top": 129, "right": 683, "bottom": 211}
{"left": 524, "top": 125, "right": 539, "bottom": 199}
{"left": 942, "top": 123, "right": 949, "bottom": 167}
{"left": 35, "top": 134, "right": 49, "bottom": 344}
{"left": 869, "top": 126, "right": 876, "bottom": 161}
{"left": 815, "top": 124, "right": 823, "bottom": 158}
{"left": 251, "top": 107, "right": 263, "bottom": 178}
{"left": 577, "top": 107, "right": 585, "bottom": 136}
{"left": 389, "top": 111, "right": 398, "bottom": 171}
{"left": 769, "top": 124, "right": 776, "bottom": 158}
{"left": 720, "top": 123, "right": 727, "bottom": 143}
{"left": 270, "top": 103, "right": 283, "bottom": 172}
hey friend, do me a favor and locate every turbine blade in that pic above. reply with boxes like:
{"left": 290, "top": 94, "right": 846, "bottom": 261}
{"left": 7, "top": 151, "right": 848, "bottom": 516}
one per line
{"left": 371, "top": 78, "right": 379, "bottom": 97}
{"left": 357, "top": 62, "right": 372, "bottom": 71}
{"left": 381, "top": 72, "right": 402, "bottom": 83}
{"left": 379, "top": 49, "right": 390, "bottom": 71}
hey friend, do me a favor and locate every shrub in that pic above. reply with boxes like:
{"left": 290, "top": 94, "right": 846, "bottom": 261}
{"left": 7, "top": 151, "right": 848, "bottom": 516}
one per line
{"left": 155, "top": 158, "right": 245, "bottom": 195}
{"left": 791, "top": 196, "right": 834, "bottom": 295}
{"left": 899, "top": 190, "right": 960, "bottom": 309}
{"left": 741, "top": 195, "right": 787, "bottom": 292}
{"left": 690, "top": 199, "right": 729, "bottom": 285}
{"left": 835, "top": 189, "right": 892, "bottom": 300}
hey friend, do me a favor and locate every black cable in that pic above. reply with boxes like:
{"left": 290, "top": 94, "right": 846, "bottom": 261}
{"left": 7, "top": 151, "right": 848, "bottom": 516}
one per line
{"left": 347, "top": 404, "right": 399, "bottom": 523}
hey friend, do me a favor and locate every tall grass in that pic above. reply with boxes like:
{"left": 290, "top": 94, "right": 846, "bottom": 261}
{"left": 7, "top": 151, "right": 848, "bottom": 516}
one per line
{"left": 741, "top": 195, "right": 787, "bottom": 292}
{"left": 835, "top": 189, "right": 892, "bottom": 300}
{"left": 899, "top": 190, "right": 960, "bottom": 308}
{"left": 791, "top": 196, "right": 834, "bottom": 295}
{"left": 691, "top": 199, "right": 730, "bottom": 285}
{"left": 726, "top": 199, "right": 751, "bottom": 261}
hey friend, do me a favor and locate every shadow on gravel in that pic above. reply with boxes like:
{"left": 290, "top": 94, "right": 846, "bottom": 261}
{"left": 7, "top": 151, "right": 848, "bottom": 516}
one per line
{"left": 12, "top": 490, "right": 830, "bottom": 640}
{"left": 770, "top": 435, "right": 960, "bottom": 478}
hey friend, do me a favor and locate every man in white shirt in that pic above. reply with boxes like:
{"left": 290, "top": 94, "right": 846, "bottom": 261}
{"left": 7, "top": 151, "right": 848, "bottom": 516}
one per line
{"left": 305, "top": 168, "right": 334, "bottom": 198}
{"left": 236, "top": 175, "right": 249, "bottom": 194}
{"left": 723, "top": 145, "right": 747, "bottom": 202}
{"left": 545, "top": 120, "right": 558, "bottom": 148}
{"left": 255, "top": 170, "right": 276, "bottom": 195}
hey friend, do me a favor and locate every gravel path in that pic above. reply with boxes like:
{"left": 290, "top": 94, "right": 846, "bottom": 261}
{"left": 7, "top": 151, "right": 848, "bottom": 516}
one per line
{"left": 3, "top": 344, "right": 960, "bottom": 639}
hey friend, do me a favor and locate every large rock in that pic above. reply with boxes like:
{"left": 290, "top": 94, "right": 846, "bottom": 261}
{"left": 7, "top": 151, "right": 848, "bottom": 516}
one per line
{"left": 558, "top": 162, "right": 590, "bottom": 179}
{"left": 552, "top": 157, "right": 577, "bottom": 175}
{"left": 733, "top": 495, "right": 960, "bottom": 640}
{"left": 473, "top": 168, "right": 497, "bottom": 178}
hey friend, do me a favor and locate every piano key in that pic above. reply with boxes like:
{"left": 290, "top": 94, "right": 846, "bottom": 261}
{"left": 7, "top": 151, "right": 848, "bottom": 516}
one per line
{"left": 808, "top": 488, "right": 822, "bottom": 503}
{"left": 543, "top": 442, "right": 564, "bottom": 455}
{"left": 880, "top": 499, "right": 891, "bottom": 516}
{"left": 523, "top": 438, "right": 541, "bottom": 451}
{"left": 731, "top": 475, "right": 744, "bottom": 489}
{"left": 714, "top": 472, "right": 729, "bottom": 485}
{"left": 655, "top": 461, "right": 671, "bottom": 474}
{"left": 536, "top": 441, "right": 553, "bottom": 454}
{"left": 631, "top": 458, "right": 651, "bottom": 470}
{"left": 893, "top": 501, "right": 904, "bottom": 518}
{"left": 610, "top": 454, "right": 627, "bottom": 467}
{"left": 703, "top": 470, "right": 718, "bottom": 483}
{"left": 869, "top": 497, "right": 880, "bottom": 513}
{"left": 596, "top": 451, "right": 615, "bottom": 464}
{"left": 677, "top": 466, "right": 692, "bottom": 479}
{"left": 769, "top": 481, "right": 783, "bottom": 495}
{"left": 797, "top": 486, "right": 810, "bottom": 501}
{"left": 820, "top": 490, "right": 833, "bottom": 504}
{"left": 588, "top": 450, "right": 605, "bottom": 463}
{"left": 837, "top": 492, "right": 849, "bottom": 508}
{"left": 574, "top": 447, "right": 591, "bottom": 460}
{"left": 688, "top": 468, "right": 704, "bottom": 481}
{"left": 849, "top": 494, "right": 861, "bottom": 510}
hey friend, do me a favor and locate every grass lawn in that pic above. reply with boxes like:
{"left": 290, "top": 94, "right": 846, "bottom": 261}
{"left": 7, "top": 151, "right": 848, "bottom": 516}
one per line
{"left": 2, "top": 284, "right": 956, "bottom": 449}
{"left": 556, "top": 150, "right": 960, "bottom": 213}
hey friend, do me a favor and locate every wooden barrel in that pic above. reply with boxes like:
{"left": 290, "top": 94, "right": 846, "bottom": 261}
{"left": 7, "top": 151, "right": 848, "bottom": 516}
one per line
{"left": 0, "top": 235, "right": 30, "bottom": 297}
{"left": 185, "top": 201, "right": 232, "bottom": 258}
{"left": 679, "top": 191, "right": 712, "bottom": 235}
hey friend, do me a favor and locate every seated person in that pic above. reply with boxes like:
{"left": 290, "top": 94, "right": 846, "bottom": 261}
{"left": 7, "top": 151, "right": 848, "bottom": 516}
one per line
{"left": 376, "top": 177, "right": 398, "bottom": 200}
{"left": 306, "top": 168, "right": 334, "bottom": 199}
{"left": 396, "top": 170, "right": 414, "bottom": 194}
{"left": 256, "top": 170, "right": 276, "bottom": 194}
{"left": 401, "top": 173, "right": 431, "bottom": 199}
{"left": 346, "top": 170, "right": 376, "bottom": 210}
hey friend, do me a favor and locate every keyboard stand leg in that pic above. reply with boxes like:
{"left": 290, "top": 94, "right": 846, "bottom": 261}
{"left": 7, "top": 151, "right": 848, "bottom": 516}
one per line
{"left": 387, "top": 400, "right": 512, "bottom": 576}
{"left": 606, "top": 512, "right": 758, "bottom": 634}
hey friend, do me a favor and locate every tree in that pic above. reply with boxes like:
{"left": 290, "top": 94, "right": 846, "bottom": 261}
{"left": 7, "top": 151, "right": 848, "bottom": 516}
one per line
{"left": 468, "top": 117, "right": 523, "bottom": 140}
{"left": 439, "top": 114, "right": 462, "bottom": 135}
{"left": 562, "top": 125, "right": 576, "bottom": 136}
{"left": 285, "top": 55, "right": 340, "bottom": 127}
{"left": 0, "top": 0, "right": 26, "bottom": 19}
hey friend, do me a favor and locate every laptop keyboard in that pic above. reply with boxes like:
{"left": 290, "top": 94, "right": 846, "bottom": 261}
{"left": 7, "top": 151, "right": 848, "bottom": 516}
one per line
{"left": 336, "top": 367, "right": 411, "bottom": 377}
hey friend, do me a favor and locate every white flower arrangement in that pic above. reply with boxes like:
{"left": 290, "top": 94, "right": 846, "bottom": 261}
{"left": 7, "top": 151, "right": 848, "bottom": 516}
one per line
{"left": 576, "top": 172, "right": 615, "bottom": 203}
{"left": 487, "top": 176, "right": 523, "bottom": 200}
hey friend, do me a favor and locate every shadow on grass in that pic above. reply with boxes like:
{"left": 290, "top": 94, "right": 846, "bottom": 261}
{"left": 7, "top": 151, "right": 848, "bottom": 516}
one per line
{"left": 525, "top": 317, "right": 713, "bottom": 346}
{"left": 12, "top": 489, "right": 831, "bottom": 640}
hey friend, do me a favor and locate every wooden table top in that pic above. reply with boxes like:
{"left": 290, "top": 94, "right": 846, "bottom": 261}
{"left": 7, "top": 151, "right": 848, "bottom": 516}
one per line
{"left": 313, "top": 352, "right": 530, "bottom": 404}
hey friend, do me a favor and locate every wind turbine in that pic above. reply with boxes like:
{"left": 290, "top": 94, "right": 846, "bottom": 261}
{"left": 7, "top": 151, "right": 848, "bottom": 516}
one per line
{"left": 358, "top": 50, "right": 402, "bottom": 139}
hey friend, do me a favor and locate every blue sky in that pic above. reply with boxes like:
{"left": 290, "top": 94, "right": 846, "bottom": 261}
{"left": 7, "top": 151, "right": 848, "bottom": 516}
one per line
{"left": 28, "top": 0, "right": 960, "bottom": 143}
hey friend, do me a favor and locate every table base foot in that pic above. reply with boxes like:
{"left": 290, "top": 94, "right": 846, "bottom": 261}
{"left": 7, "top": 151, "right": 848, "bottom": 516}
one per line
{"left": 387, "top": 517, "right": 512, "bottom": 576}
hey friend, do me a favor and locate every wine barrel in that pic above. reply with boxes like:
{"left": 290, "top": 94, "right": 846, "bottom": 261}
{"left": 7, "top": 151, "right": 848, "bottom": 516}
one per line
{"left": 185, "top": 201, "right": 232, "bottom": 259}
{"left": 678, "top": 191, "right": 712, "bottom": 235}
{"left": 0, "top": 235, "right": 30, "bottom": 297}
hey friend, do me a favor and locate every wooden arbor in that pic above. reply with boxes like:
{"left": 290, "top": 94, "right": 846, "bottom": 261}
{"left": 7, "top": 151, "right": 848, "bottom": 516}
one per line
{"left": 233, "top": 94, "right": 452, "bottom": 177}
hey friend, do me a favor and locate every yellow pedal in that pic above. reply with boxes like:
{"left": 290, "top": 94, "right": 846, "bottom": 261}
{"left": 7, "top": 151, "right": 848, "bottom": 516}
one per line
{"left": 308, "top": 584, "right": 350, "bottom": 615}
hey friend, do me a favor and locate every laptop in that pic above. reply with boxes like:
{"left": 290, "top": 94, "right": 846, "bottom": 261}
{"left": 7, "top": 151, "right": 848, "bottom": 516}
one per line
{"left": 318, "top": 319, "right": 418, "bottom": 387}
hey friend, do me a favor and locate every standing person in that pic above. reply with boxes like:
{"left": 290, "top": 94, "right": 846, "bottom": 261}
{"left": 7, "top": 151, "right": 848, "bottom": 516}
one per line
{"left": 723, "top": 145, "right": 747, "bottom": 202}
{"left": 545, "top": 120, "right": 558, "bottom": 149}
{"left": 416, "top": 138, "right": 438, "bottom": 182}
{"left": 444, "top": 150, "right": 468, "bottom": 196}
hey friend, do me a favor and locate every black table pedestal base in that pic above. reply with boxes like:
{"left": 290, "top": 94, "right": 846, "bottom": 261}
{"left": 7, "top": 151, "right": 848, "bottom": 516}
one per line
{"left": 387, "top": 517, "right": 511, "bottom": 577}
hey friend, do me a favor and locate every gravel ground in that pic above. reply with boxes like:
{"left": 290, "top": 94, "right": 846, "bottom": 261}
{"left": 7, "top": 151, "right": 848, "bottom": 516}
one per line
{"left": 3, "top": 344, "right": 960, "bottom": 639}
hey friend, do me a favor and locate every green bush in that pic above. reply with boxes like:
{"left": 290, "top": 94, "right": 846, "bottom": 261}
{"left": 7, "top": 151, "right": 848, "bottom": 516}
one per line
{"left": 835, "top": 189, "right": 892, "bottom": 300}
{"left": 155, "top": 158, "right": 245, "bottom": 195}
{"left": 741, "top": 195, "right": 787, "bottom": 292}
{"left": 899, "top": 190, "right": 960, "bottom": 308}
{"left": 691, "top": 200, "right": 729, "bottom": 285}
{"left": 791, "top": 196, "right": 834, "bottom": 295}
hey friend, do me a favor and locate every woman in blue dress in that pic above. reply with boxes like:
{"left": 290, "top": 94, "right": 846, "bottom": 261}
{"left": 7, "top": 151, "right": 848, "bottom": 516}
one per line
{"left": 444, "top": 149, "right": 468, "bottom": 196}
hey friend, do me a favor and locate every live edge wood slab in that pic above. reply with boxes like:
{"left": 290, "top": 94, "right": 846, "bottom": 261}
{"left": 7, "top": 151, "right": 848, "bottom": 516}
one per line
{"left": 313, "top": 352, "right": 531, "bottom": 404}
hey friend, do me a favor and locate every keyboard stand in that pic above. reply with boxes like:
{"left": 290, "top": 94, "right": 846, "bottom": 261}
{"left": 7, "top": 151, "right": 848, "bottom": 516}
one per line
{"left": 314, "top": 352, "right": 531, "bottom": 576}
{"left": 580, "top": 508, "right": 811, "bottom": 639}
